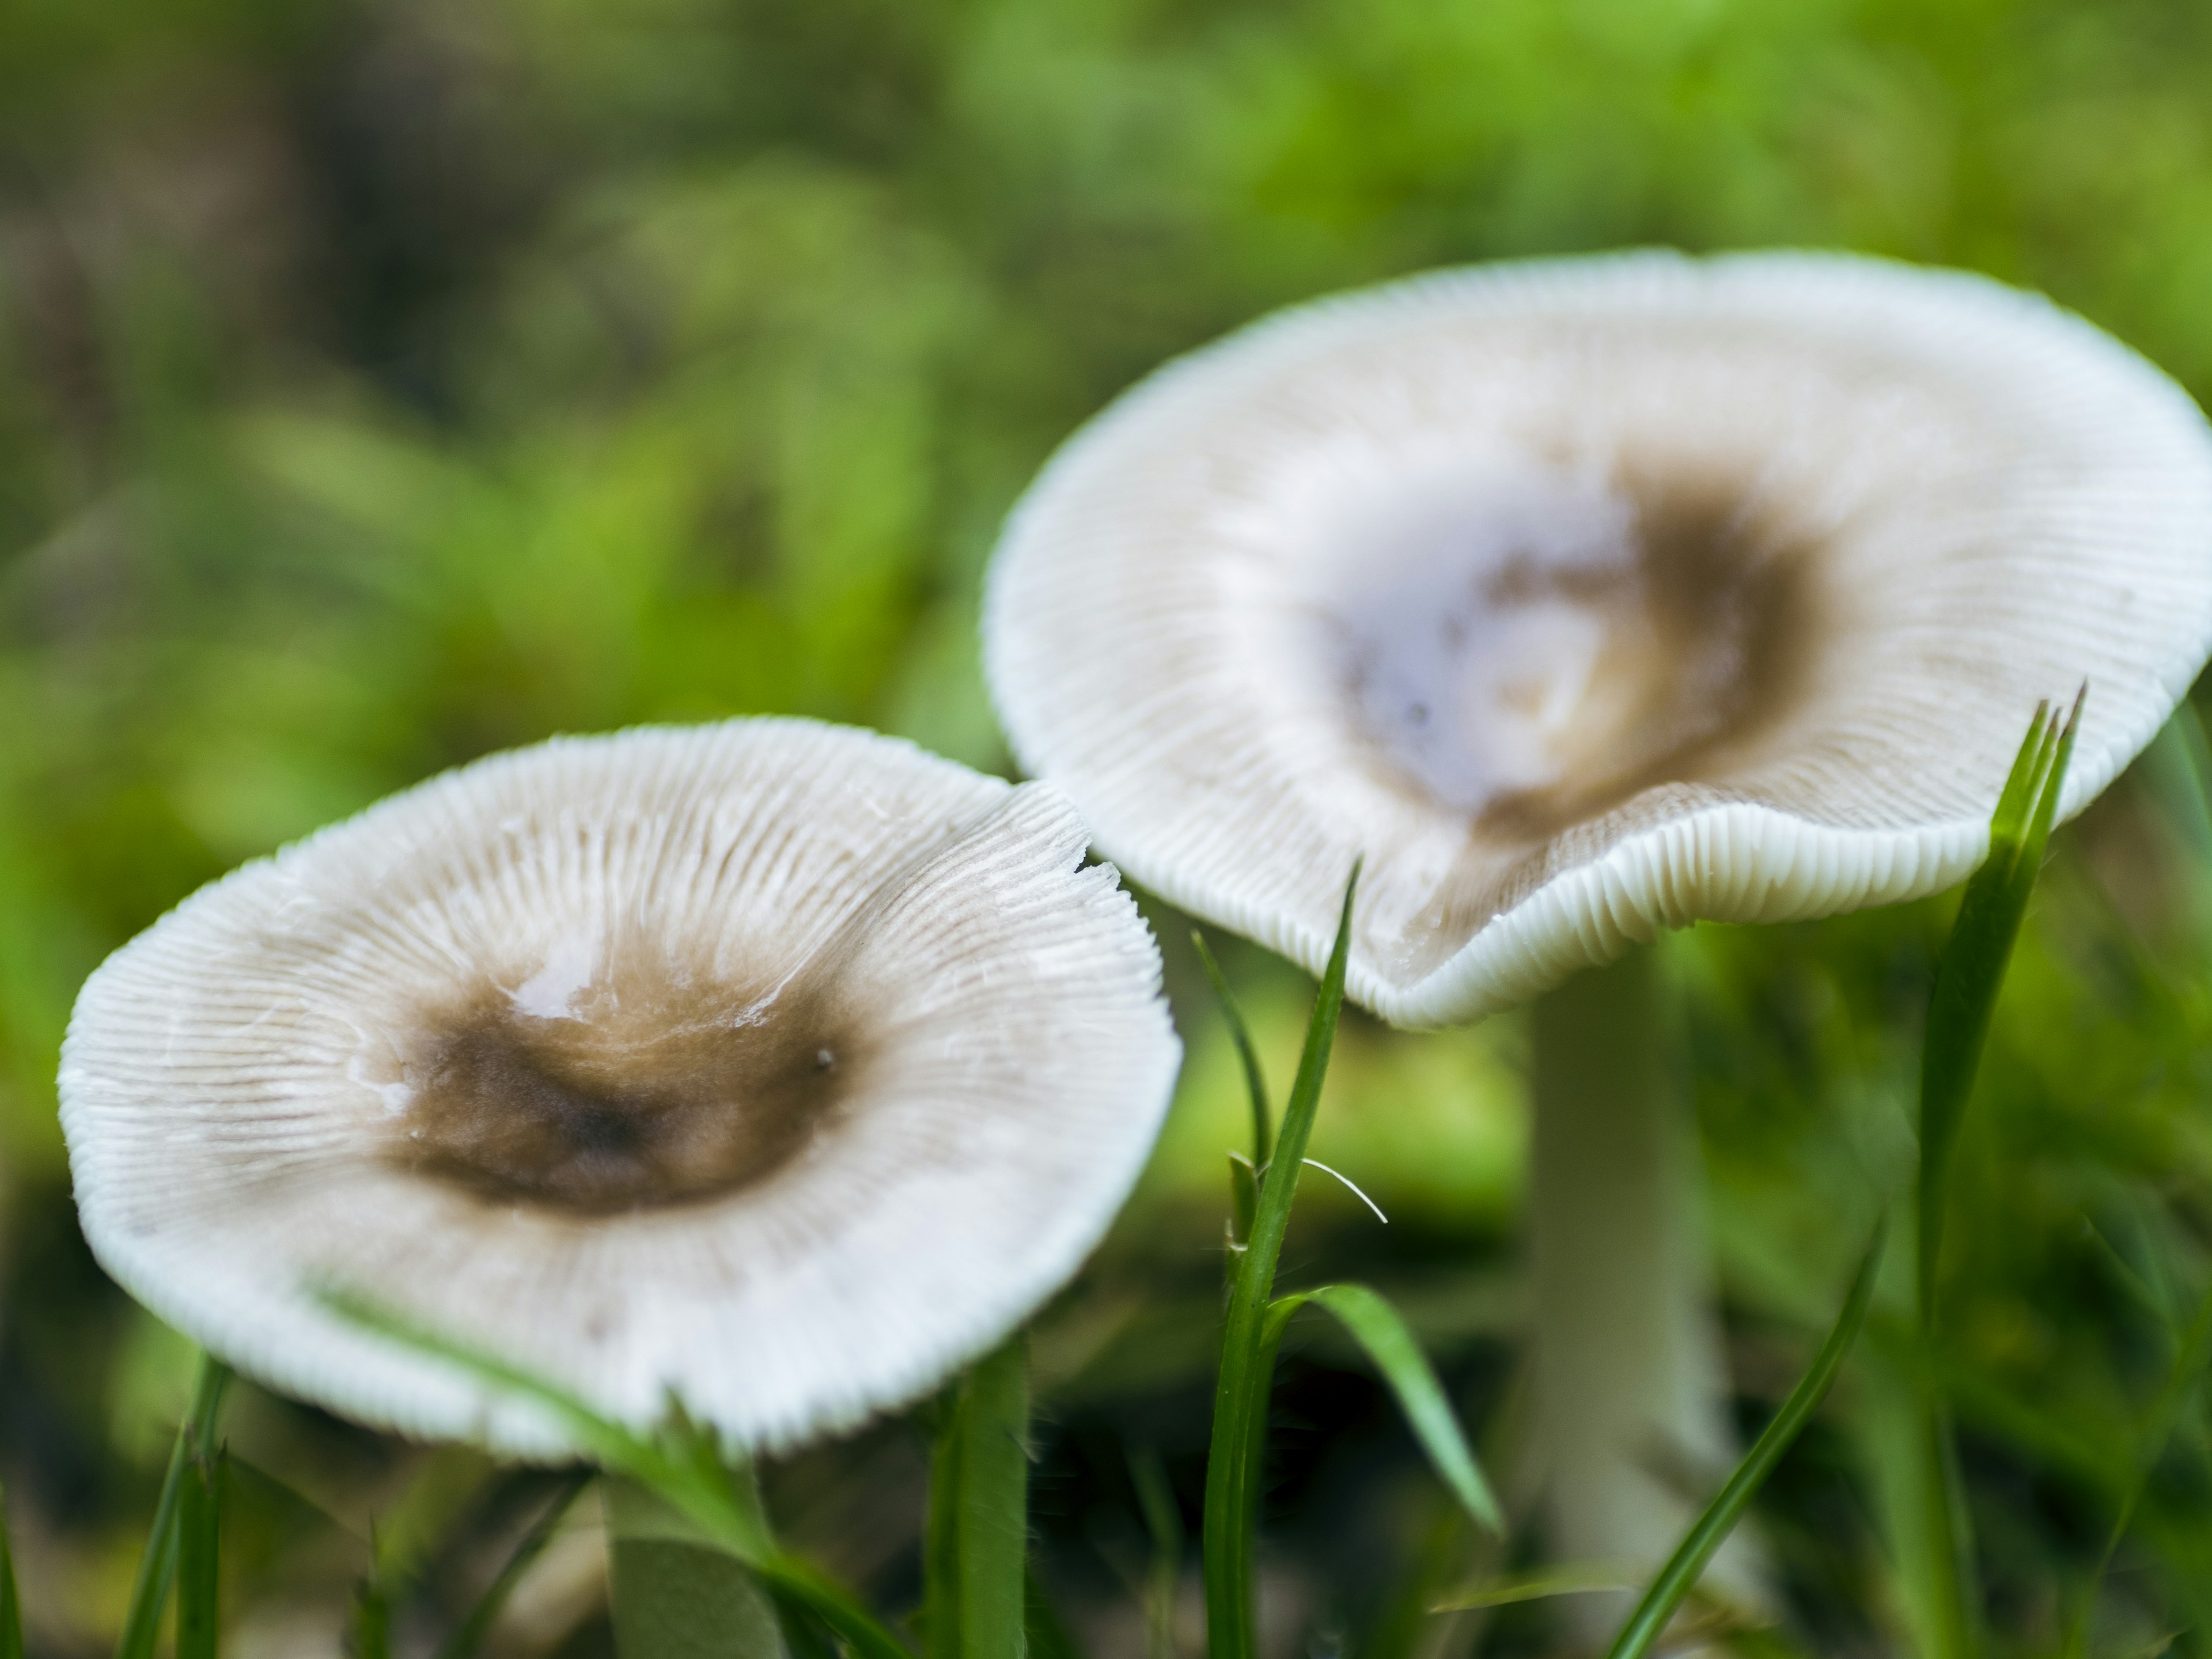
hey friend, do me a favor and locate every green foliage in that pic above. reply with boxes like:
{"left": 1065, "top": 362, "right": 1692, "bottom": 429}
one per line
{"left": 325, "top": 1291, "right": 911, "bottom": 1659}
{"left": 0, "top": 1485, "right": 21, "bottom": 1659}
{"left": 1194, "top": 931, "right": 1271, "bottom": 1168}
{"left": 1264, "top": 1284, "right": 1501, "bottom": 1535}
{"left": 1916, "top": 696, "right": 2080, "bottom": 1659}
{"left": 1202, "top": 865, "right": 1359, "bottom": 1659}
{"left": 925, "top": 1337, "right": 1032, "bottom": 1659}
{"left": 12, "top": 0, "right": 2212, "bottom": 1643}
{"left": 1604, "top": 1222, "right": 1887, "bottom": 1659}
{"left": 1921, "top": 694, "right": 2082, "bottom": 1324}
{"left": 437, "top": 1471, "right": 592, "bottom": 1659}
{"left": 606, "top": 1478, "right": 783, "bottom": 1659}
{"left": 1200, "top": 866, "right": 1501, "bottom": 1659}
{"left": 1127, "top": 1449, "right": 1181, "bottom": 1659}
{"left": 175, "top": 1429, "right": 224, "bottom": 1659}
{"left": 115, "top": 1354, "right": 229, "bottom": 1659}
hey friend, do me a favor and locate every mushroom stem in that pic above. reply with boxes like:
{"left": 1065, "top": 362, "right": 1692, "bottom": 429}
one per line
{"left": 1527, "top": 947, "right": 1758, "bottom": 1639}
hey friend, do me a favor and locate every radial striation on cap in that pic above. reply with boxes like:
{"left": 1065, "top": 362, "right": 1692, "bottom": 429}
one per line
{"left": 62, "top": 719, "right": 1181, "bottom": 1455}
{"left": 985, "top": 250, "right": 2212, "bottom": 1025}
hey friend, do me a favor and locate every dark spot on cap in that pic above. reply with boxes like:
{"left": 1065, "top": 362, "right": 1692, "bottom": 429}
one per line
{"left": 392, "top": 952, "right": 859, "bottom": 1216}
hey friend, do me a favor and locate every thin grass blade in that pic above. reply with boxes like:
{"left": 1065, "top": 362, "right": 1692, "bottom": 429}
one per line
{"left": 1269, "top": 1285, "right": 1501, "bottom": 1533}
{"left": 1202, "top": 862, "right": 1358, "bottom": 1659}
{"left": 2064, "top": 1270, "right": 2212, "bottom": 1659}
{"left": 324, "top": 1289, "right": 767, "bottom": 1559}
{"left": 350, "top": 1574, "right": 392, "bottom": 1659}
{"left": 1024, "top": 1567, "right": 1084, "bottom": 1659}
{"left": 1913, "top": 694, "right": 2079, "bottom": 1659}
{"left": 0, "top": 1484, "right": 18, "bottom": 1659}
{"left": 1919, "top": 696, "right": 2077, "bottom": 1317}
{"left": 607, "top": 1476, "right": 784, "bottom": 1659}
{"left": 925, "top": 1389, "right": 964, "bottom": 1659}
{"left": 1227, "top": 1153, "right": 1257, "bottom": 1253}
{"left": 1129, "top": 1449, "right": 1181, "bottom": 1659}
{"left": 957, "top": 1337, "right": 1031, "bottom": 1659}
{"left": 435, "top": 1469, "right": 592, "bottom": 1659}
{"left": 115, "top": 1351, "right": 231, "bottom": 1659}
{"left": 1434, "top": 1566, "right": 1640, "bottom": 1612}
{"left": 1193, "top": 930, "right": 1271, "bottom": 1166}
{"left": 1604, "top": 1221, "right": 1887, "bottom": 1659}
{"left": 176, "top": 1431, "right": 222, "bottom": 1659}
{"left": 328, "top": 1292, "right": 913, "bottom": 1659}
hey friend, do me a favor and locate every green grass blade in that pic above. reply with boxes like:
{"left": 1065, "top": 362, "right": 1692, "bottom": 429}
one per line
{"left": 755, "top": 1558, "right": 915, "bottom": 1659}
{"left": 1024, "top": 1566, "right": 1084, "bottom": 1659}
{"left": 323, "top": 1289, "right": 768, "bottom": 1559}
{"left": 926, "top": 1339, "right": 1032, "bottom": 1659}
{"left": 327, "top": 1291, "right": 914, "bottom": 1658}
{"left": 115, "top": 1351, "right": 231, "bottom": 1659}
{"left": 1275, "top": 1285, "right": 1501, "bottom": 1533}
{"left": 926, "top": 1389, "right": 964, "bottom": 1659}
{"left": 1919, "top": 696, "right": 2077, "bottom": 1319}
{"left": 0, "top": 1484, "right": 19, "bottom": 1659}
{"left": 773, "top": 1592, "right": 846, "bottom": 1659}
{"left": 1604, "top": 1221, "right": 1888, "bottom": 1659}
{"left": 435, "top": 1469, "right": 592, "bottom": 1659}
{"left": 1129, "top": 1449, "right": 1181, "bottom": 1659}
{"left": 350, "top": 1573, "right": 393, "bottom": 1659}
{"left": 1202, "top": 862, "right": 1359, "bottom": 1659}
{"left": 2065, "top": 1271, "right": 2212, "bottom": 1659}
{"left": 1227, "top": 1153, "right": 1258, "bottom": 1253}
{"left": 1193, "top": 930, "right": 1272, "bottom": 1166}
{"left": 956, "top": 1337, "right": 1031, "bottom": 1659}
{"left": 175, "top": 1433, "right": 222, "bottom": 1659}
{"left": 607, "top": 1476, "right": 784, "bottom": 1659}
{"left": 1913, "top": 694, "right": 2078, "bottom": 1659}
{"left": 1433, "top": 1566, "right": 1640, "bottom": 1612}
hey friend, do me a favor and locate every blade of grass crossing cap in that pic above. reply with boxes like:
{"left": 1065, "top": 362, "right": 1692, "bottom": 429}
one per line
{"left": 325, "top": 1292, "right": 914, "bottom": 1659}
{"left": 0, "top": 1484, "right": 21, "bottom": 1659}
{"left": 176, "top": 1430, "right": 222, "bottom": 1659}
{"left": 435, "top": 1469, "right": 592, "bottom": 1659}
{"left": 115, "top": 1352, "right": 230, "bottom": 1659}
{"left": 1203, "top": 862, "right": 1359, "bottom": 1659}
{"left": 1193, "top": 931, "right": 1272, "bottom": 1168}
{"left": 1264, "top": 1286, "right": 1501, "bottom": 1533}
{"left": 1604, "top": 1221, "right": 1888, "bottom": 1659}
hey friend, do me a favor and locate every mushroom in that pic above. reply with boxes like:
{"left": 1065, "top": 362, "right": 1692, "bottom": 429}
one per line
{"left": 982, "top": 251, "right": 2212, "bottom": 1610}
{"left": 60, "top": 718, "right": 1181, "bottom": 1455}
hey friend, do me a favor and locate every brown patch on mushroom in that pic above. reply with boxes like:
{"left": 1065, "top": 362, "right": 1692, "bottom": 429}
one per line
{"left": 1330, "top": 458, "right": 1825, "bottom": 977}
{"left": 392, "top": 948, "right": 857, "bottom": 1215}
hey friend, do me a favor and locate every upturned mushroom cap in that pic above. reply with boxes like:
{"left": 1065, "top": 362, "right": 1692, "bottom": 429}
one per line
{"left": 985, "top": 251, "right": 2212, "bottom": 1026}
{"left": 60, "top": 719, "right": 1179, "bottom": 1454}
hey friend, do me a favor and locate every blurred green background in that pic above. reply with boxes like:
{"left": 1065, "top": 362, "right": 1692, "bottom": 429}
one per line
{"left": 8, "top": 0, "right": 2212, "bottom": 1650}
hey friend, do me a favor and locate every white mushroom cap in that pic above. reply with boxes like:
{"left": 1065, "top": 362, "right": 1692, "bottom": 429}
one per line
{"left": 60, "top": 719, "right": 1179, "bottom": 1455}
{"left": 985, "top": 251, "right": 2212, "bottom": 1026}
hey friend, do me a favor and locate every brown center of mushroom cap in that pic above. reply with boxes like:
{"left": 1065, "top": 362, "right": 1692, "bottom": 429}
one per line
{"left": 392, "top": 945, "right": 853, "bottom": 1215}
{"left": 1328, "top": 459, "right": 1814, "bottom": 839}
